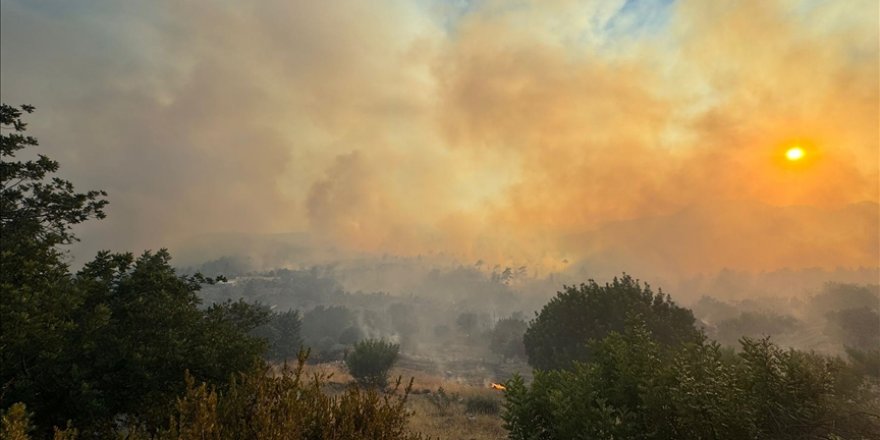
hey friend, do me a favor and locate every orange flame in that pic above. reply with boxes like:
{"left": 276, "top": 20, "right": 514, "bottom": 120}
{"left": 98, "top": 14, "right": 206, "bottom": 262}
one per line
{"left": 490, "top": 383, "right": 506, "bottom": 391}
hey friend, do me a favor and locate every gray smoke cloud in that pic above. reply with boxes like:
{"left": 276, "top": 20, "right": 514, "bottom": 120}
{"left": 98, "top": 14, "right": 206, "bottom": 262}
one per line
{"left": 1, "top": 0, "right": 876, "bottom": 280}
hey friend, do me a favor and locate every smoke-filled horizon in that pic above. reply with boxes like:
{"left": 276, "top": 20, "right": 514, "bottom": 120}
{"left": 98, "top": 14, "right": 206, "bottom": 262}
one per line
{"left": 1, "top": 0, "right": 877, "bottom": 281}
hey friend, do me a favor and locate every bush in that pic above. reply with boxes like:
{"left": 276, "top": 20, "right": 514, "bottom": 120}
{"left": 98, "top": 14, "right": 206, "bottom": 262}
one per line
{"left": 252, "top": 309, "right": 303, "bottom": 361}
{"left": 0, "top": 106, "right": 269, "bottom": 436}
{"left": 714, "top": 311, "right": 801, "bottom": 347}
{"left": 301, "top": 305, "right": 355, "bottom": 358}
{"left": 523, "top": 275, "right": 700, "bottom": 370}
{"left": 338, "top": 325, "right": 364, "bottom": 345}
{"left": 345, "top": 339, "right": 400, "bottom": 388}
{"left": 425, "top": 387, "right": 459, "bottom": 415}
{"left": 825, "top": 307, "right": 880, "bottom": 351}
{"left": 504, "top": 323, "right": 880, "bottom": 440}
{"left": 490, "top": 316, "right": 528, "bottom": 361}
{"left": 2, "top": 352, "right": 426, "bottom": 440}
{"left": 157, "top": 352, "right": 424, "bottom": 440}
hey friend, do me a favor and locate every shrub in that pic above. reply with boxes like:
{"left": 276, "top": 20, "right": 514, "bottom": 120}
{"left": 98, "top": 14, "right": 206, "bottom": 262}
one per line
{"left": 345, "top": 339, "right": 400, "bottom": 388}
{"left": 825, "top": 307, "right": 880, "bottom": 351}
{"left": 252, "top": 309, "right": 303, "bottom": 361}
{"left": 504, "top": 324, "right": 880, "bottom": 440}
{"left": 2, "top": 352, "right": 426, "bottom": 440}
{"left": 0, "top": 403, "right": 78, "bottom": 440}
{"left": 523, "top": 274, "right": 700, "bottom": 370}
{"left": 490, "top": 316, "right": 528, "bottom": 361}
{"left": 425, "top": 387, "right": 459, "bottom": 415}
{"left": 1, "top": 403, "right": 32, "bottom": 440}
{"left": 338, "top": 325, "right": 364, "bottom": 345}
{"left": 301, "top": 306, "right": 355, "bottom": 358}
{"left": 714, "top": 311, "right": 801, "bottom": 347}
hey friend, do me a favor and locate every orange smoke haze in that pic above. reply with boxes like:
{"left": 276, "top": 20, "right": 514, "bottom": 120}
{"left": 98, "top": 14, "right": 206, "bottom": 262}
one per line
{"left": 0, "top": 0, "right": 876, "bottom": 278}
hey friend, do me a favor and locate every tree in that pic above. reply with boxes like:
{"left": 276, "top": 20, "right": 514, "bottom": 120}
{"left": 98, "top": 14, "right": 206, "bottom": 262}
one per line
{"left": 0, "top": 104, "right": 269, "bottom": 436}
{"left": 825, "top": 307, "right": 880, "bottom": 351}
{"left": 158, "top": 353, "right": 423, "bottom": 440}
{"left": 338, "top": 325, "right": 364, "bottom": 346}
{"left": 714, "top": 311, "right": 802, "bottom": 347}
{"left": 455, "top": 312, "right": 487, "bottom": 339}
{"left": 523, "top": 274, "right": 700, "bottom": 370}
{"left": 490, "top": 316, "right": 527, "bottom": 362}
{"left": 1, "top": 104, "right": 108, "bottom": 434}
{"left": 252, "top": 309, "right": 303, "bottom": 361}
{"left": 388, "top": 303, "right": 419, "bottom": 349}
{"left": 48, "top": 250, "right": 268, "bottom": 432}
{"left": 504, "top": 323, "right": 880, "bottom": 440}
{"left": 345, "top": 339, "right": 399, "bottom": 388}
{"left": 0, "top": 104, "right": 108, "bottom": 248}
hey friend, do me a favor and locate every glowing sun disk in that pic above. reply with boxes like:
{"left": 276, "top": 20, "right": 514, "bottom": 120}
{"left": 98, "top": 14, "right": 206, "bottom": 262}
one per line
{"left": 785, "top": 146, "right": 805, "bottom": 161}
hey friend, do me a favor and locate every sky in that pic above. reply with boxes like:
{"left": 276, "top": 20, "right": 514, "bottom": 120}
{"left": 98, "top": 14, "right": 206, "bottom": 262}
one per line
{"left": 1, "top": 0, "right": 878, "bottom": 282}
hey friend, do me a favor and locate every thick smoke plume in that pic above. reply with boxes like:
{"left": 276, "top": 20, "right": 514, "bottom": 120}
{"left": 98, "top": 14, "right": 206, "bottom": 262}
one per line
{"left": 1, "top": 0, "right": 876, "bottom": 281}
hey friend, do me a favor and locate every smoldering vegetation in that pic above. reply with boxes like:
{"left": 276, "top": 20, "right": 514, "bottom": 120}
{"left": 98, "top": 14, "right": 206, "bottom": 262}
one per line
{"left": 192, "top": 259, "right": 546, "bottom": 385}
{"left": 694, "top": 282, "right": 880, "bottom": 357}
{"left": 188, "top": 254, "right": 879, "bottom": 374}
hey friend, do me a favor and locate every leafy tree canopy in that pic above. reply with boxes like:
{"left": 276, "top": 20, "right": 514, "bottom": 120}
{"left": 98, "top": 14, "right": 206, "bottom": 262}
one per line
{"left": 345, "top": 339, "right": 399, "bottom": 389}
{"left": 505, "top": 323, "right": 880, "bottom": 440}
{"left": 0, "top": 104, "right": 268, "bottom": 436}
{"left": 523, "top": 274, "right": 701, "bottom": 370}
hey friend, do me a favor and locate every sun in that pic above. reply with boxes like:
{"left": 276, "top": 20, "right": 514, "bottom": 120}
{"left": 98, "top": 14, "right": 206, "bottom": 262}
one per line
{"left": 785, "top": 146, "right": 805, "bottom": 161}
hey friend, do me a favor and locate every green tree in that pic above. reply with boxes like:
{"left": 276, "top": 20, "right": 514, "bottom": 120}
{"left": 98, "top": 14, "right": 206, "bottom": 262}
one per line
{"left": 825, "top": 307, "right": 880, "bottom": 351}
{"left": 523, "top": 275, "right": 700, "bottom": 370}
{"left": 0, "top": 104, "right": 269, "bottom": 436}
{"left": 301, "top": 305, "right": 355, "bottom": 359}
{"left": 345, "top": 339, "right": 399, "bottom": 388}
{"left": 252, "top": 309, "right": 303, "bottom": 361}
{"left": 1, "top": 103, "right": 108, "bottom": 434}
{"left": 490, "top": 316, "right": 527, "bottom": 362}
{"left": 504, "top": 325, "right": 880, "bottom": 440}
{"left": 714, "top": 311, "right": 801, "bottom": 347}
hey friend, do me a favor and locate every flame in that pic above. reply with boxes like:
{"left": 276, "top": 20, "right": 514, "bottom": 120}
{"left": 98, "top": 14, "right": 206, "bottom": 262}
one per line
{"left": 490, "top": 383, "right": 506, "bottom": 391}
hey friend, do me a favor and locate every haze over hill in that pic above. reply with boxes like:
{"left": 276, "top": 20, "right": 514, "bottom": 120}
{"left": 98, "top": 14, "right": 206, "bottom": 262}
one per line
{"left": 2, "top": 0, "right": 877, "bottom": 296}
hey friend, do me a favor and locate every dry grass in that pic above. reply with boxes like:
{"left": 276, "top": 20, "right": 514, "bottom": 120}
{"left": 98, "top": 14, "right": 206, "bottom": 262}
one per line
{"left": 288, "top": 359, "right": 511, "bottom": 439}
{"left": 396, "top": 362, "right": 509, "bottom": 440}
{"left": 406, "top": 393, "right": 506, "bottom": 440}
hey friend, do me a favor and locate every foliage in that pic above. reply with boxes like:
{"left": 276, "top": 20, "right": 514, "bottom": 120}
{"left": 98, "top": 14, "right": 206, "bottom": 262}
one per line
{"left": 253, "top": 309, "right": 304, "bottom": 361}
{"left": 302, "top": 305, "right": 356, "bottom": 360}
{"left": 0, "top": 104, "right": 108, "bottom": 248}
{"left": 523, "top": 274, "right": 700, "bottom": 370}
{"left": 714, "top": 311, "right": 802, "bottom": 347}
{"left": 825, "top": 307, "right": 880, "bottom": 351}
{"left": 846, "top": 347, "right": 880, "bottom": 379}
{"left": 504, "top": 322, "right": 880, "bottom": 440}
{"left": 0, "top": 104, "right": 107, "bottom": 435}
{"left": 2, "top": 249, "right": 270, "bottom": 435}
{"left": 345, "top": 339, "right": 400, "bottom": 388}
{"left": 809, "top": 283, "right": 879, "bottom": 317}
{"left": 156, "top": 353, "right": 423, "bottom": 440}
{"left": 489, "top": 316, "right": 527, "bottom": 361}
{"left": 338, "top": 325, "right": 364, "bottom": 346}
{"left": 455, "top": 312, "right": 487, "bottom": 338}
{"left": 2, "top": 353, "right": 425, "bottom": 440}
{"left": 0, "top": 403, "right": 78, "bottom": 440}
{"left": 0, "top": 105, "right": 268, "bottom": 437}
{"left": 1, "top": 403, "right": 32, "bottom": 440}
